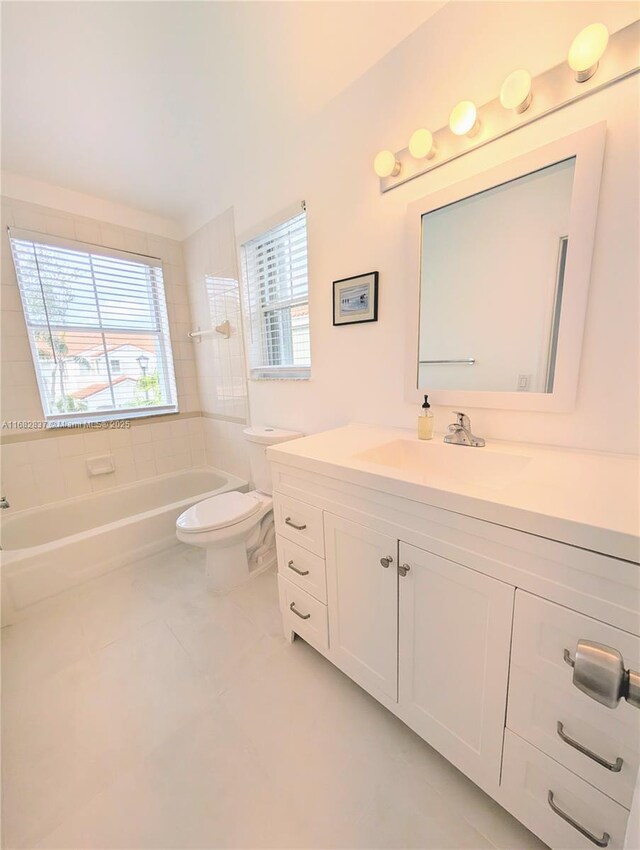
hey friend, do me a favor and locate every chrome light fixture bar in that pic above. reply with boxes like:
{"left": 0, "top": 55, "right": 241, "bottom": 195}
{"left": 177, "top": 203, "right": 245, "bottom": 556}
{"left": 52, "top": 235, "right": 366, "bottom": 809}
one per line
{"left": 378, "top": 20, "right": 639, "bottom": 193}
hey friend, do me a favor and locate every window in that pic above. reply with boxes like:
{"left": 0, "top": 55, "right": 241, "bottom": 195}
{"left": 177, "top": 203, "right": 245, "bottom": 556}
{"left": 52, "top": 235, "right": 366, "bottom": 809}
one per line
{"left": 9, "top": 229, "right": 178, "bottom": 423}
{"left": 241, "top": 206, "right": 310, "bottom": 379}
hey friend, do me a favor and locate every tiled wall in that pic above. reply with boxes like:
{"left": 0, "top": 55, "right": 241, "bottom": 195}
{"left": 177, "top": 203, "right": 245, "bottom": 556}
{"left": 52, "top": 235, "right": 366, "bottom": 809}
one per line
{"left": 184, "top": 207, "right": 251, "bottom": 482}
{"left": 202, "top": 418, "right": 251, "bottom": 483}
{"left": 0, "top": 196, "right": 208, "bottom": 510}
{"left": 1, "top": 417, "right": 205, "bottom": 510}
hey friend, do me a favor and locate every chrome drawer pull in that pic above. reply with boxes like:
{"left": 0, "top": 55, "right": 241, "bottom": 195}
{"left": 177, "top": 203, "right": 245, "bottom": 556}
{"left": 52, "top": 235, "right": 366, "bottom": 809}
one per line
{"left": 380, "top": 556, "right": 394, "bottom": 568}
{"left": 564, "top": 648, "right": 575, "bottom": 668}
{"left": 289, "top": 602, "right": 310, "bottom": 620}
{"left": 287, "top": 560, "right": 309, "bottom": 577}
{"left": 285, "top": 517, "right": 307, "bottom": 531}
{"left": 556, "top": 722, "right": 623, "bottom": 772}
{"left": 547, "top": 791, "right": 610, "bottom": 847}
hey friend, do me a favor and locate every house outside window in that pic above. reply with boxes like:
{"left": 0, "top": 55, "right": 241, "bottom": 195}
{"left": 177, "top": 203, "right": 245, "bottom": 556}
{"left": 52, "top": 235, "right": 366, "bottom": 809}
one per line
{"left": 9, "top": 229, "right": 178, "bottom": 423}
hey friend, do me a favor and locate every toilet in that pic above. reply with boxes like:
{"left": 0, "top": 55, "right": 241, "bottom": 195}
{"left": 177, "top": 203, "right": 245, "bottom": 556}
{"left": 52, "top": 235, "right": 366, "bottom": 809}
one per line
{"left": 176, "top": 426, "right": 302, "bottom": 591}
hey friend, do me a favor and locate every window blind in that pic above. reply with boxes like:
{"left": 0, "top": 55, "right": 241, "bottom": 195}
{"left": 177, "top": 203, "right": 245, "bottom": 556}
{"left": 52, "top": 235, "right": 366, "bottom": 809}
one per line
{"left": 241, "top": 209, "right": 310, "bottom": 379}
{"left": 9, "top": 228, "right": 178, "bottom": 423}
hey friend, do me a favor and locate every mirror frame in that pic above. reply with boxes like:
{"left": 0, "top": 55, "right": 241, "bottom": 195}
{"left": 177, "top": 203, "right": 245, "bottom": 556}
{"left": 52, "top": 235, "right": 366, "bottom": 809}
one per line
{"left": 405, "top": 122, "right": 606, "bottom": 412}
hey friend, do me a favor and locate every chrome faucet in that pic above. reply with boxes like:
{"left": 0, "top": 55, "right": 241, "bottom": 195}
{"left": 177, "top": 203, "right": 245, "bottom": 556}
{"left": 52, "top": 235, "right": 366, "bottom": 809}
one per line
{"left": 444, "top": 412, "right": 485, "bottom": 447}
{"left": 0, "top": 496, "right": 9, "bottom": 509}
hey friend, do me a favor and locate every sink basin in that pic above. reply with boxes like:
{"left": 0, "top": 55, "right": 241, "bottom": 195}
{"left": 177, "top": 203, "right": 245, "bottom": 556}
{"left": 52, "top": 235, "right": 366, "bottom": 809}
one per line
{"left": 354, "top": 439, "right": 532, "bottom": 489}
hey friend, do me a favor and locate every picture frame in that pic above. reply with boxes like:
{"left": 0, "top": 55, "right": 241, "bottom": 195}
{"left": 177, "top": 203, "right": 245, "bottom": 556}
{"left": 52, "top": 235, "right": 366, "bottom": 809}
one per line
{"left": 332, "top": 271, "right": 379, "bottom": 326}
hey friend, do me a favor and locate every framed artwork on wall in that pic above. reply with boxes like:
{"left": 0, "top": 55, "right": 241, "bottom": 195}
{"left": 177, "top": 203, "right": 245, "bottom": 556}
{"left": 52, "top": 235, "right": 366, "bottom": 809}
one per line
{"left": 333, "top": 271, "right": 379, "bottom": 326}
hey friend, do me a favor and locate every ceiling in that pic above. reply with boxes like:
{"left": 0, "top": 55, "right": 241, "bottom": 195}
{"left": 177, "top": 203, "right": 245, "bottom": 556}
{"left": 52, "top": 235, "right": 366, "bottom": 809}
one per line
{"left": 1, "top": 1, "right": 445, "bottom": 226}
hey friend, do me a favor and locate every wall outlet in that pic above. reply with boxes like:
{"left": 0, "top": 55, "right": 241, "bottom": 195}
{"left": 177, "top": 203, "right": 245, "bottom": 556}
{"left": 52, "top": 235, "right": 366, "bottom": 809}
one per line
{"left": 86, "top": 455, "right": 115, "bottom": 476}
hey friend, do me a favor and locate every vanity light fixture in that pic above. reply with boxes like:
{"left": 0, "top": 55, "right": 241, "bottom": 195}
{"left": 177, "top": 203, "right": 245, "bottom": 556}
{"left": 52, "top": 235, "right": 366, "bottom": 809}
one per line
{"left": 373, "top": 150, "right": 401, "bottom": 178}
{"left": 449, "top": 100, "right": 480, "bottom": 137}
{"left": 568, "top": 23, "right": 609, "bottom": 82}
{"left": 408, "top": 128, "right": 436, "bottom": 160}
{"left": 375, "top": 19, "right": 636, "bottom": 193}
{"left": 500, "top": 69, "right": 533, "bottom": 113}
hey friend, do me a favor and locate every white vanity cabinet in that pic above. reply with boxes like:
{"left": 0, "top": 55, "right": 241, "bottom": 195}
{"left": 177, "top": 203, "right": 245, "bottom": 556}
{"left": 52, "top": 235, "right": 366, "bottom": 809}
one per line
{"left": 282, "top": 507, "right": 516, "bottom": 792}
{"left": 325, "top": 514, "right": 398, "bottom": 701}
{"left": 398, "top": 541, "right": 514, "bottom": 789}
{"left": 269, "top": 433, "right": 639, "bottom": 850}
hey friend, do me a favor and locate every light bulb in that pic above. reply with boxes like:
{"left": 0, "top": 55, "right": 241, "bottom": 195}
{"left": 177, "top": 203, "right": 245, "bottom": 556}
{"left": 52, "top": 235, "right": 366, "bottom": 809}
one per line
{"left": 449, "top": 101, "right": 480, "bottom": 137}
{"left": 374, "top": 150, "right": 401, "bottom": 178}
{"left": 568, "top": 23, "right": 609, "bottom": 82}
{"left": 500, "top": 69, "right": 532, "bottom": 114}
{"left": 408, "top": 129, "right": 436, "bottom": 160}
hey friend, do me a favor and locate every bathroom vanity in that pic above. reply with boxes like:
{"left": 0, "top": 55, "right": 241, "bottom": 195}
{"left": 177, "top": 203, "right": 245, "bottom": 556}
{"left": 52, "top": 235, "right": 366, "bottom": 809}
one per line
{"left": 268, "top": 425, "right": 640, "bottom": 850}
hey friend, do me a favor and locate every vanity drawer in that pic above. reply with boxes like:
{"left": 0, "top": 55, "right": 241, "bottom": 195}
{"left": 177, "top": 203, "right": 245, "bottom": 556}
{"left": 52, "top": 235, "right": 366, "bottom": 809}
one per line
{"left": 507, "top": 663, "right": 638, "bottom": 808}
{"left": 278, "top": 575, "right": 328, "bottom": 652}
{"left": 501, "top": 730, "right": 629, "bottom": 850}
{"left": 274, "top": 494, "right": 325, "bottom": 557}
{"left": 276, "top": 534, "right": 327, "bottom": 603}
{"left": 509, "top": 591, "right": 640, "bottom": 809}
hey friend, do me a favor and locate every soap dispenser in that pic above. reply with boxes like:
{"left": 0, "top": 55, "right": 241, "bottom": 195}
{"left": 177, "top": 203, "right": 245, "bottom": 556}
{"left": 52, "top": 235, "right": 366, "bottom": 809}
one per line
{"left": 418, "top": 394, "right": 434, "bottom": 440}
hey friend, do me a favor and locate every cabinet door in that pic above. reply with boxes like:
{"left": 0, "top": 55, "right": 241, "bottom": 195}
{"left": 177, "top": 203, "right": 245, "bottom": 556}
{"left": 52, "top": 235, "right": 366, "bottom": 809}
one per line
{"left": 325, "top": 513, "right": 398, "bottom": 701}
{"left": 398, "top": 542, "right": 514, "bottom": 790}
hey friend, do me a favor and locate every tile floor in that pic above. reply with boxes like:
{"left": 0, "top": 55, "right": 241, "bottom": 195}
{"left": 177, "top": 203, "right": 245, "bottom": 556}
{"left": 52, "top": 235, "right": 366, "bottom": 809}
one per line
{"left": 2, "top": 545, "right": 548, "bottom": 850}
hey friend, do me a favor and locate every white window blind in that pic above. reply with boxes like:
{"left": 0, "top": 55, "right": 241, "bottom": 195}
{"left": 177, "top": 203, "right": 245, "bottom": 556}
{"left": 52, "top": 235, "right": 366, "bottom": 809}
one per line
{"left": 241, "top": 208, "right": 310, "bottom": 380}
{"left": 9, "top": 228, "right": 178, "bottom": 423}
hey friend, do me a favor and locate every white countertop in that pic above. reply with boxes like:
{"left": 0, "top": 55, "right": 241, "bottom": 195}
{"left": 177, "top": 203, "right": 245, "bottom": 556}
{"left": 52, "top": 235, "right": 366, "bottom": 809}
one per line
{"left": 267, "top": 424, "right": 640, "bottom": 562}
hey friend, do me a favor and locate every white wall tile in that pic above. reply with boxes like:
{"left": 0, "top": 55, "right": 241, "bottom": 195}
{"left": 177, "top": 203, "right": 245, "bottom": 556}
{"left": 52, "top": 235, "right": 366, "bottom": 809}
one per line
{"left": 58, "top": 435, "right": 86, "bottom": 458}
{"left": 134, "top": 459, "right": 157, "bottom": 481}
{"left": 82, "top": 431, "right": 110, "bottom": 456}
{"left": 108, "top": 428, "right": 132, "bottom": 450}
{"left": 130, "top": 424, "right": 153, "bottom": 445}
{"left": 132, "top": 441, "right": 155, "bottom": 464}
{"left": 90, "top": 473, "right": 117, "bottom": 492}
{"left": 61, "top": 456, "right": 92, "bottom": 497}
{"left": 183, "top": 208, "right": 249, "bottom": 431}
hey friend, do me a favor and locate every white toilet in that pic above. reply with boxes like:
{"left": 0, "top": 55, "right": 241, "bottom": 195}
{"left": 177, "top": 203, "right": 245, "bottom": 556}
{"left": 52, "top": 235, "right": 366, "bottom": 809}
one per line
{"left": 176, "top": 426, "right": 302, "bottom": 591}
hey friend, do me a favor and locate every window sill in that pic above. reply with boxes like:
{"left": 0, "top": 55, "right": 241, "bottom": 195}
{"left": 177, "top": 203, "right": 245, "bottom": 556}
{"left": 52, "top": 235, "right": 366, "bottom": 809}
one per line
{"left": 249, "top": 376, "right": 311, "bottom": 382}
{"left": 45, "top": 406, "right": 179, "bottom": 428}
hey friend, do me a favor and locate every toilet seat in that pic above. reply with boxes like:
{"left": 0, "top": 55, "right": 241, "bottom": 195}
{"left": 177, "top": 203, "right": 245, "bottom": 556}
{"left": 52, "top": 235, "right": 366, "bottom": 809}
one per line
{"left": 176, "top": 491, "right": 262, "bottom": 534}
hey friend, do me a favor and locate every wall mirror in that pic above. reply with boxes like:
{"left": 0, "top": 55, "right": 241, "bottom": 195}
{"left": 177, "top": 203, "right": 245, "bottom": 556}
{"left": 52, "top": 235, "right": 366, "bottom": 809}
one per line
{"left": 406, "top": 123, "right": 606, "bottom": 412}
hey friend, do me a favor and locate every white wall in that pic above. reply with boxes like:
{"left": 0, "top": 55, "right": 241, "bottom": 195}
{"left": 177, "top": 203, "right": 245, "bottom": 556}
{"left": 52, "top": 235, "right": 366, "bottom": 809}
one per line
{"left": 214, "top": 2, "right": 639, "bottom": 454}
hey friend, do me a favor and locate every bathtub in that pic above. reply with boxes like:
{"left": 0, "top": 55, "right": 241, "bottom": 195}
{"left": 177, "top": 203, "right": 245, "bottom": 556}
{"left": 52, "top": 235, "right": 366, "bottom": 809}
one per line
{"left": 1, "top": 467, "right": 247, "bottom": 621}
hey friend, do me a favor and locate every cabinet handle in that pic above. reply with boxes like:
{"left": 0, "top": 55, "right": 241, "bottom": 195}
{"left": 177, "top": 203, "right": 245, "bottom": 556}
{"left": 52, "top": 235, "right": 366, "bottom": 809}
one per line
{"left": 564, "top": 640, "right": 640, "bottom": 711}
{"left": 556, "top": 722, "right": 623, "bottom": 772}
{"left": 380, "top": 556, "right": 394, "bottom": 568}
{"left": 398, "top": 563, "right": 411, "bottom": 577}
{"left": 285, "top": 517, "right": 307, "bottom": 531}
{"left": 288, "top": 560, "right": 310, "bottom": 577}
{"left": 547, "top": 791, "right": 610, "bottom": 847}
{"left": 289, "top": 602, "right": 311, "bottom": 620}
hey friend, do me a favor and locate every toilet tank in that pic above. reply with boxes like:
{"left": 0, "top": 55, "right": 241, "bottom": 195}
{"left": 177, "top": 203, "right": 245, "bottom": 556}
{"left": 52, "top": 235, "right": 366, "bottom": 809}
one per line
{"left": 243, "top": 426, "right": 303, "bottom": 494}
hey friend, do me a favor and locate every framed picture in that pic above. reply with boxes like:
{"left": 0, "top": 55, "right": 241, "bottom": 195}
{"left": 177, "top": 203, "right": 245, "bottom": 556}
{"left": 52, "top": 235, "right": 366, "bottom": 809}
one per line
{"left": 333, "top": 271, "right": 379, "bottom": 326}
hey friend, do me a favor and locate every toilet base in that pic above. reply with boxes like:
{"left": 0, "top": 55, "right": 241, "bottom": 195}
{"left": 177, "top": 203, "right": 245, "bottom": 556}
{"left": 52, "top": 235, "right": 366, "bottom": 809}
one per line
{"left": 205, "top": 542, "right": 250, "bottom": 592}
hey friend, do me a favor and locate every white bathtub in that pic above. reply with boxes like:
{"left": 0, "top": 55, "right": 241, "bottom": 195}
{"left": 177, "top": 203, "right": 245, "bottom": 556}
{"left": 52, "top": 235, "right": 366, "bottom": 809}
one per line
{"left": 0, "top": 467, "right": 246, "bottom": 621}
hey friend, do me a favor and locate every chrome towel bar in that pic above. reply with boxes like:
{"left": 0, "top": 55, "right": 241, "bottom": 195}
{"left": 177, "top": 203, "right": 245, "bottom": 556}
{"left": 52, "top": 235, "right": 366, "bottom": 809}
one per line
{"left": 419, "top": 358, "right": 475, "bottom": 365}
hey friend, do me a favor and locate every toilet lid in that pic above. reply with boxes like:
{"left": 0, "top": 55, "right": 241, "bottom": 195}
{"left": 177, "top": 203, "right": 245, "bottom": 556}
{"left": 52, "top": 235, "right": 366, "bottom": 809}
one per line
{"left": 177, "top": 491, "right": 261, "bottom": 533}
